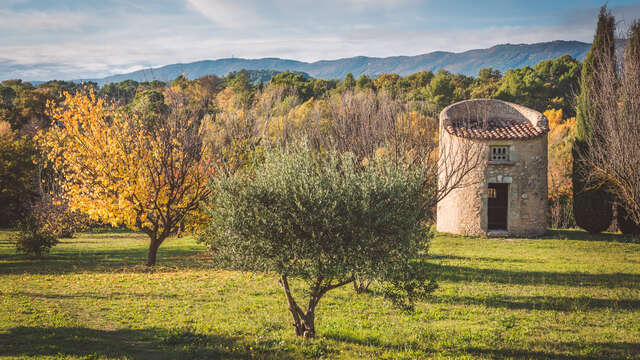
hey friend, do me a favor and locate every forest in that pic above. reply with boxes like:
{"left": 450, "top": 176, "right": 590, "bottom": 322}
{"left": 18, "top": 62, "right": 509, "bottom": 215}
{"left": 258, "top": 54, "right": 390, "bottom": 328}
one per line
{"left": 1, "top": 54, "right": 581, "bottom": 231}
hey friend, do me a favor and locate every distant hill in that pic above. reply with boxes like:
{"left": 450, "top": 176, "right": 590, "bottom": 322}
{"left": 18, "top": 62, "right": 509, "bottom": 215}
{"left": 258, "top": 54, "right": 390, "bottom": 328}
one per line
{"left": 77, "top": 40, "right": 591, "bottom": 86}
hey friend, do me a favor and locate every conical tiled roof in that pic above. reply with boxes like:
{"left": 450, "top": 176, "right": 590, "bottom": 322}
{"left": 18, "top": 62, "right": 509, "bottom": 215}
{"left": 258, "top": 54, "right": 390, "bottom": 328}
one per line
{"left": 445, "top": 118, "right": 547, "bottom": 140}
{"left": 440, "top": 99, "right": 549, "bottom": 140}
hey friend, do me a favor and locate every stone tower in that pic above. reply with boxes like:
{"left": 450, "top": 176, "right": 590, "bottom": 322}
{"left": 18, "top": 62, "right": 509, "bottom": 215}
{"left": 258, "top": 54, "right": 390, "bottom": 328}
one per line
{"left": 436, "top": 99, "right": 549, "bottom": 237}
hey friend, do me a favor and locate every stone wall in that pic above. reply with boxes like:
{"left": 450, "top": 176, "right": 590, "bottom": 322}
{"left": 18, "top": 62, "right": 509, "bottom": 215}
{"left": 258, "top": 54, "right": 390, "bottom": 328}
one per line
{"left": 436, "top": 135, "right": 548, "bottom": 236}
{"left": 436, "top": 99, "right": 549, "bottom": 237}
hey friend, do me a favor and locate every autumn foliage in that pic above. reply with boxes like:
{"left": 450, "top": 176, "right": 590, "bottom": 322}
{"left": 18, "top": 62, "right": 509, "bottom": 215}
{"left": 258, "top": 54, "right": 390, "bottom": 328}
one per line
{"left": 545, "top": 109, "right": 577, "bottom": 228}
{"left": 39, "top": 89, "right": 211, "bottom": 265}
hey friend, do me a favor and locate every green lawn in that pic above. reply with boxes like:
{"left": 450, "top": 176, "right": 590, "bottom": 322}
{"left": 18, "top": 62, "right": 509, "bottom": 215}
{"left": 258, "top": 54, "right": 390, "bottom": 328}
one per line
{"left": 1, "top": 230, "right": 639, "bottom": 359}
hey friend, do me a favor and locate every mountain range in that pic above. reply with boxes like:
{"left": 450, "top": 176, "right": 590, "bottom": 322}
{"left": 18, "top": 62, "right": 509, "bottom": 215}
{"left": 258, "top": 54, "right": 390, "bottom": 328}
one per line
{"left": 77, "top": 40, "right": 591, "bottom": 86}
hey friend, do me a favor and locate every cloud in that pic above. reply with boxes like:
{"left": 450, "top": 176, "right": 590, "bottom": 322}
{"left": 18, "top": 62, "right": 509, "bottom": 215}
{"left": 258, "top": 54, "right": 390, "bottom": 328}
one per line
{"left": 0, "top": 20, "right": 596, "bottom": 81}
{"left": 559, "top": 3, "right": 640, "bottom": 37}
{"left": 334, "top": 0, "right": 412, "bottom": 11}
{"left": 2, "top": 0, "right": 638, "bottom": 81}
{"left": 0, "top": 9, "right": 91, "bottom": 31}
{"left": 185, "top": 0, "right": 267, "bottom": 28}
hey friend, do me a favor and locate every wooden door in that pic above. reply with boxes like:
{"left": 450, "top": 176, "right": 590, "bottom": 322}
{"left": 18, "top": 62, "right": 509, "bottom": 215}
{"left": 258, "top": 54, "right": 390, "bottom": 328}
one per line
{"left": 488, "top": 183, "right": 508, "bottom": 230}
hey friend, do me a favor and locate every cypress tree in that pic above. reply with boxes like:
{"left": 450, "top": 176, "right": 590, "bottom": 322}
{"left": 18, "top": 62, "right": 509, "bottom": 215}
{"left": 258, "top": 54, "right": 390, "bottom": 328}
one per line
{"left": 572, "top": 6, "right": 615, "bottom": 234}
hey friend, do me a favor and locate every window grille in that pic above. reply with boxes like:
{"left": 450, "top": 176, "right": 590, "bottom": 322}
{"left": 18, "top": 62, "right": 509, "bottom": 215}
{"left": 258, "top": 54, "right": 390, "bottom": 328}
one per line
{"left": 490, "top": 146, "right": 509, "bottom": 161}
{"left": 488, "top": 188, "right": 497, "bottom": 198}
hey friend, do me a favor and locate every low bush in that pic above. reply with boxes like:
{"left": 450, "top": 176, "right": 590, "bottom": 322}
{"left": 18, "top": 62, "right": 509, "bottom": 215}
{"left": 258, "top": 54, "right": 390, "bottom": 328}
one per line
{"left": 14, "top": 214, "right": 58, "bottom": 256}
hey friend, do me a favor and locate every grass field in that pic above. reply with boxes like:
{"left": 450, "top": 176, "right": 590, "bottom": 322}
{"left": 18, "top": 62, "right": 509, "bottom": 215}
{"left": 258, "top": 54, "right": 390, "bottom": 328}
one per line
{"left": 1, "top": 229, "right": 639, "bottom": 359}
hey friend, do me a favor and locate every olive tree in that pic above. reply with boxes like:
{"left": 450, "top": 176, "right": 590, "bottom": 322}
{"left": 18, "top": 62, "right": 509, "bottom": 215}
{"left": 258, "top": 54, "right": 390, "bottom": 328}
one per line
{"left": 200, "top": 144, "right": 437, "bottom": 338}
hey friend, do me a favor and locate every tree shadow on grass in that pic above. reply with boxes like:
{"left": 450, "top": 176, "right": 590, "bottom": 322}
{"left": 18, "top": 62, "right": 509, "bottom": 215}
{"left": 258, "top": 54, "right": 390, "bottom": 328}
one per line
{"left": 419, "top": 262, "right": 640, "bottom": 289}
{"left": 0, "top": 246, "right": 212, "bottom": 275}
{"left": 322, "top": 330, "right": 384, "bottom": 348}
{"left": 427, "top": 254, "right": 529, "bottom": 263}
{"left": 430, "top": 293, "right": 640, "bottom": 312}
{"left": 545, "top": 229, "right": 640, "bottom": 244}
{"left": 323, "top": 330, "right": 640, "bottom": 360}
{"left": 465, "top": 342, "right": 640, "bottom": 360}
{"left": 0, "top": 326, "right": 296, "bottom": 360}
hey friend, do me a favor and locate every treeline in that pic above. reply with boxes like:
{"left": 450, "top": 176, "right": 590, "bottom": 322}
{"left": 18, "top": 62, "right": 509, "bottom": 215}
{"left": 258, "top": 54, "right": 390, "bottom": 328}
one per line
{"left": 1, "top": 54, "right": 582, "bottom": 133}
{"left": 1, "top": 55, "right": 582, "bottom": 229}
{"left": 85, "top": 54, "right": 582, "bottom": 116}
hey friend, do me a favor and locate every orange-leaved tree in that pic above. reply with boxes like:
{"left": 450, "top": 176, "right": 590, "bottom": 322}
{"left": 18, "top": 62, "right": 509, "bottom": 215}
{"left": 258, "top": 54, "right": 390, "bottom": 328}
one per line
{"left": 545, "top": 109, "right": 577, "bottom": 228}
{"left": 39, "top": 89, "right": 211, "bottom": 265}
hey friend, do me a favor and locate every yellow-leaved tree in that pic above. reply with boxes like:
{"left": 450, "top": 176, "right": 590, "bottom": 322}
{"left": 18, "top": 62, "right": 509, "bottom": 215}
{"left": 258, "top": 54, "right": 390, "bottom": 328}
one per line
{"left": 39, "top": 89, "right": 211, "bottom": 265}
{"left": 544, "top": 108, "right": 577, "bottom": 228}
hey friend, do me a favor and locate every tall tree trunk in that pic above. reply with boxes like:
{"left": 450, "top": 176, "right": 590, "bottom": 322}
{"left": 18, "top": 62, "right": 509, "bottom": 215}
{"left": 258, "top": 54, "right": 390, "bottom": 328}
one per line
{"left": 146, "top": 236, "right": 163, "bottom": 266}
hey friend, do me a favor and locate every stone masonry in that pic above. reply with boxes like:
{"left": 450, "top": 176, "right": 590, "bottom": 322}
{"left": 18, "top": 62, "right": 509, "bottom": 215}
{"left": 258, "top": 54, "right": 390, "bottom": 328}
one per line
{"left": 436, "top": 99, "right": 549, "bottom": 237}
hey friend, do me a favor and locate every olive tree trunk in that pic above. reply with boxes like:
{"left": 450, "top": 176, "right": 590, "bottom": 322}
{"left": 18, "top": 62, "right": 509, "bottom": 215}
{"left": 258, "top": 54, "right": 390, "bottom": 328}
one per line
{"left": 279, "top": 275, "right": 355, "bottom": 338}
{"left": 280, "top": 275, "right": 318, "bottom": 338}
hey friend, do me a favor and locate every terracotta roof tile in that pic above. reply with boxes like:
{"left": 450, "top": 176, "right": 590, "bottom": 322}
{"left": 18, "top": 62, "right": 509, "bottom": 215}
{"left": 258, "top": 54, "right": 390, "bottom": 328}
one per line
{"left": 445, "top": 118, "right": 548, "bottom": 140}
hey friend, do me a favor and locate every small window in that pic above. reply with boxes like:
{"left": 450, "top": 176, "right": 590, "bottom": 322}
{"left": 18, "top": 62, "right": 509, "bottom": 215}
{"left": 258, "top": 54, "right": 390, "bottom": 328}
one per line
{"left": 488, "top": 188, "right": 497, "bottom": 198}
{"left": 490, "top": 146, "right": 509, "bottom": 162}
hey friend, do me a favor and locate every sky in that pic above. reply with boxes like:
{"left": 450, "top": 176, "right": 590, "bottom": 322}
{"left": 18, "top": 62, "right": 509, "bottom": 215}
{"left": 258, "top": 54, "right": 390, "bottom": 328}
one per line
{"left": 2, "top": 0, "right": 640, "bottom": 81}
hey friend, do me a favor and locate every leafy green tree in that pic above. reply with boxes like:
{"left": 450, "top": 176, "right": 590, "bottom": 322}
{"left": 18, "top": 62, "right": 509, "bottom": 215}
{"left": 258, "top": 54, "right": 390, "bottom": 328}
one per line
{"left": 0, "top": 82, "right": 53, "bottom": 131}
{"left": 226, "top": 70, "right": 252, "bottom": 93}
{"left": 572, "top": 5, "right": 616, "bottom": 234}
{"left": 39, "top": 80, "right": 92, "bottom": 101}
{"left": 225, "top": 70, "right": 254, "bottom": 107}
{"left": 270, "top": 72, "right": 314, "bottom": 101}
{"left": 533, "top": 55, "right": 581, "bottom": 116}
{"left": 131, "top": 90, "right": 168, "bottom": 129}
{"left": 428, "top": 70, "right": 455, "bottom": 110}
{"left": 494, "top": 66, "right": 547, "bottom": 111}
{"left": 200, "top": 144, "right": 437, "bottom": 338}
{"left": 0, "top": 121, "right": 38, "bottom": 226}
{"left": 342, "top": 72, "right": 356, "bottom": 90}
{"left": 373, "top": 73, "right": 400, "bottom": 92}
{"left": 492, "top": 56, "right": 581, "bottom": 116}
{"left": 0, "top": 85, "right": 17, "bottom": 107}
{"left": 470, "top": 67, "right": 501, "bottom": 99}
{"left": 395, "top": 71, "right": 433, "bottom": 101}
{"left": 355, "top": 74, "right": 374, "bottom": 90}
{"left": 100, "top": 80, "right": 140, "bottom": 105}
{"left": 309, "top": 78, "right": 337, "bottom": 98}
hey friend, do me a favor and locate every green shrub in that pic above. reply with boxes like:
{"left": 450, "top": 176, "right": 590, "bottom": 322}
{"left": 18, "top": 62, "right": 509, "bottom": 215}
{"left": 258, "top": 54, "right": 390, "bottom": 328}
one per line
{"left": 200, "top": 143, "right": 437, "bottom": 338}
{"left": 14, "top": 214, "right": 58, "bottom": 256}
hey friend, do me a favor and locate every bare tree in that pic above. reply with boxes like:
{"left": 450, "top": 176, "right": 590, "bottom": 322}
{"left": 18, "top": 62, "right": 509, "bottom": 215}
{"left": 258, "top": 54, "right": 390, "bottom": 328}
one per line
{"left": 202, "top": 84, "right": 301, "bottom": 175}
{"left": 304, "top": 89, "right": 484, "bottom": 213}
{"left": 207, "top": 85, "right": 484, "bottom": 216}
{"left": 581, "top": 21, "right": 640, "bottom": 225}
